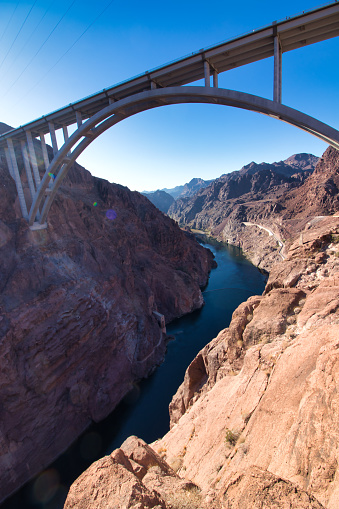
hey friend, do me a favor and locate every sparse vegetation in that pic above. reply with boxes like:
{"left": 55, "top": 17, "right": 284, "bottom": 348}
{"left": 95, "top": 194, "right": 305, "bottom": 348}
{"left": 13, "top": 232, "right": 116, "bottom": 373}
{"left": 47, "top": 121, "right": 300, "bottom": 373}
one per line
{"left": 286, "top": 315, "right": 296, "bottom": 325}
{"left": 260, "top": 334, "right": 271, "bottom": 344}
{"left": 164, "top": 486, "right": 204, "bottom": 509}
{"left": 168, "top": 456, "right": 183, "bottom": 472}
{"left": 225, "top": 428, "right": 240, "bottom": 446}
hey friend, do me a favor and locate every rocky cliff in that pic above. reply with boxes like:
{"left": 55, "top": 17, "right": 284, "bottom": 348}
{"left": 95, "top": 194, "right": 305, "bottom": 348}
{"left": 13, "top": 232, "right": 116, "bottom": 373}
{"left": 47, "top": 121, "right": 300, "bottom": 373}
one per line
{"left": 0, "top": 154, "right": 214, "bottom": 503}
{"left": 142, "top": 190, "right": 175, "bottom": 213}
{"left": 65, "top": 147, "right": 339, "bottom": 509}
{"left": 169, "top": 153, "right": 321, "bottom": 271}
{"left": 65, "top": 211, "right": 339, "bottom": 509}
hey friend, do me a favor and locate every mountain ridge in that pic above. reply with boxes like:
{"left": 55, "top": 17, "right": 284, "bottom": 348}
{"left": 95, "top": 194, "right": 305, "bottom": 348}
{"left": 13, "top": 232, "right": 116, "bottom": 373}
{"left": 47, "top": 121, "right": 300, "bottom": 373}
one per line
{"left": 169, "top": 152, "right": 320, "bottom": 270}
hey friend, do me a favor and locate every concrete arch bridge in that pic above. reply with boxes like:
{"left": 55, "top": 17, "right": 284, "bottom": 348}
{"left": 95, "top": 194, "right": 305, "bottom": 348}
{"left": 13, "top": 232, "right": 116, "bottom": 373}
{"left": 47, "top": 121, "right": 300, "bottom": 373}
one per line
{"left": 1, "top": 1, "right": 339, "bottom": 229}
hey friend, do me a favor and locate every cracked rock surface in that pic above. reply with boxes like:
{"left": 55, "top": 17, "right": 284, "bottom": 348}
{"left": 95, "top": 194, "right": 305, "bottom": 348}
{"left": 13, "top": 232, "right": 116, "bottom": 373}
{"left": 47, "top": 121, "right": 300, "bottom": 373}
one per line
{"left": 0, "top": 158, "right": 214, "bottom": 504}
{"left": 67, "top": 214, "right": 339, "bottom": 508}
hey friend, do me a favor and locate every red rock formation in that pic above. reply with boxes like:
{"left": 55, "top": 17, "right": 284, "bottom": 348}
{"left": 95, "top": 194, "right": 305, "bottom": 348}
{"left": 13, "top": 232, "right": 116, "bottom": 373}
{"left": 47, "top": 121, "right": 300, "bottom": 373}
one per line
{"left": 66, "top": 212, "right": 339, "bottom": 508}
{"left": 0, "top": 158, "right": 214, "bottom": 503}
{"left": 169, "top": 149, "right": 335, "bottom": 273}
{"left": 155, "top": 215, "right": 339, "bottom": 509}
{"left": 64, "top": 436, "right": 206, "bottom": 509}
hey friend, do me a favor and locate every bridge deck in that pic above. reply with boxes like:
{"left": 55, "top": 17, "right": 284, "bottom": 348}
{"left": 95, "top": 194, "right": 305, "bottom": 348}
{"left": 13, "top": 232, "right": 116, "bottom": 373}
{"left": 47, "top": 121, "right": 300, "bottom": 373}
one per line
{"left": 0, "top": 1, "right": 338, "bottom": 145}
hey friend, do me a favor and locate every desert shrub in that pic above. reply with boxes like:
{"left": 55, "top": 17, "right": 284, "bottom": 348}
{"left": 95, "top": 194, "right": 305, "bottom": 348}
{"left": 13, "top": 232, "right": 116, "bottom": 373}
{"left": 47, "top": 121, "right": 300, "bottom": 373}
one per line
{"left": 165, "top": 486, "right": 203, "bottom": 509}
{"left": 168, "top": 456, "right": 183, "bottom": 472}
{"left": 225, "top": 429, "right": 240, "bottom": 446}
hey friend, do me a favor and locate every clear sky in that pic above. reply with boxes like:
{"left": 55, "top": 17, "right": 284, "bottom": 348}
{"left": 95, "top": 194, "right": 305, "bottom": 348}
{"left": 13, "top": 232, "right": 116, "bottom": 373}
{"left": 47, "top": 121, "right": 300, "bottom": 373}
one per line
{"left": 0, "top": 0, "right": 338, "bottom": 191}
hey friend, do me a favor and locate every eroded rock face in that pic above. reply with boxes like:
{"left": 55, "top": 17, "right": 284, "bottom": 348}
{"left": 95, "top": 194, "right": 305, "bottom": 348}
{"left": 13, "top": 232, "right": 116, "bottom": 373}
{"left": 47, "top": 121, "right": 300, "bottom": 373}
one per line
{"left": 154, "top": 215, "right": 339, "bottom": 509}
{"left": 220, "top": 466, "right": 325, "bottom": 509}
{"left": 169, "top": 149, "right": 339, "bottom": 272}
{"left": 66, "top": 214, "right": 339, "bottom": 509}
{"left": 62, "top": 137, "right": 339, "bottom": 509}
{"left": 0, "top": 160, "right": 214, "bottom": 503}
{"left": 64, "top": 437, "right": 206, "bottom": 509}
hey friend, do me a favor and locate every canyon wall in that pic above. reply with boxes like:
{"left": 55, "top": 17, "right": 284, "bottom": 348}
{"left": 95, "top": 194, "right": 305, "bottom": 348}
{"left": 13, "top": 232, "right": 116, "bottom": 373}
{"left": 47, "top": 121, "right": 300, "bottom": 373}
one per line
{"left": 65, "top": 210, "right": 339, "bottom": 509}
{"left": 0, "top": 156, "right": 214, "bottom": 503}
{"left": 65, "top": 147, "right": 339, "bottom": 508}
{"left": 169, "top": 152, "right": 322, "bottom": 271}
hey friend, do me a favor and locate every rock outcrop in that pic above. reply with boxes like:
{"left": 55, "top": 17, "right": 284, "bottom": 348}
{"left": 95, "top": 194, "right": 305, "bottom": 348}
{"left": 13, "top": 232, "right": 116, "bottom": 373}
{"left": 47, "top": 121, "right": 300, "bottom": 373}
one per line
{"left": 169, "top": 152, "right": 322, "bottom": 271}
{"left": 66, "top": 209, "right": 339, "bottom": 507}
{"left": 142, "top": 190, "right": 175, "bottom": 214}
{"left": 153, "top": 214, "right": 339, "bottom": 509}
{"left": 0, "top": 155, "right": 214, "bottom": 503}
{"left": 64, "top": 436, "right": 205, "bottom": 509}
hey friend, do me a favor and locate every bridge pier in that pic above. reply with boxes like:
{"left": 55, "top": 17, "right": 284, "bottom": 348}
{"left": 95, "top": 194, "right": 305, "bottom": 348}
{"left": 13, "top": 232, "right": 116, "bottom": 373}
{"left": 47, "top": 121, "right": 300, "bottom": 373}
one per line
{"left": 75, "top": 111, "right": 83, "bottom": 128}
{"left": 40, "top": 133, "right": 50, "bottom": 171}
{"left": 48, "top": 123, "right": 58, "bottom": 155}
{"left": 213, "top": 70, "right": 218, "bottom": 88}
{"left": 273, "top": 33, "right": 282, "bottom": 103}
{"left": 26, "top": 131, "right": 41, "bottom": 188}
{"left": 6, "top": 139, "right": 28, "bottom": 219}
{"left": 21, "top": 141, "right": 36, "bottom": 201}
{"left": 204, "top": 61, "right": 210, "bottom": 87}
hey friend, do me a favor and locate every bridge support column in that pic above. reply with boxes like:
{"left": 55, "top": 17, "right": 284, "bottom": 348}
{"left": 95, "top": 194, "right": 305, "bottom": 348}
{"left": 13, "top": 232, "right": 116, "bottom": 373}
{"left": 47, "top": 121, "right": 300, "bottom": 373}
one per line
{"left": 6, "top": 139, "right": 28, "bottom": 219}
{"left": 40, "top": 133, "right": 50, "bottom": 171}
{"left": 26, "top": 130, "right": 41, "bottom": 189}
{"left": 75, "top": 111, "right": 82, "bottom": 128}
{"left": 4, "top": 148, "right": 14, "bottom": 178}
{"left": 48, "top": 122, "right": 58, "bottom": 155}
{"left": 274, "top": 34, "right": 282, "bottom": 103}
{"left": 63, "top": 125, "right": 72, "bottom": 157}
{"left": 213, "top": 70, "right": 218, "bottom": 88}
{"left": 204, "top": 61, "right": 210, "bottom": 87}
{"left": 21, "top": 141, "right": 36, "bottom": 200}
{"left": 63, "top": 125, "right": 69, "bottom": 143}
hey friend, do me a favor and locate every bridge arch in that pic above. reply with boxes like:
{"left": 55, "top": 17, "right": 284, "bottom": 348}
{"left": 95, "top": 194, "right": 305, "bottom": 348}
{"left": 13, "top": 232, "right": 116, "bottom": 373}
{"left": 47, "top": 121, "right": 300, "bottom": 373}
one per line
{"left": 27, "top": 85, "right": 339, "bottom": 227}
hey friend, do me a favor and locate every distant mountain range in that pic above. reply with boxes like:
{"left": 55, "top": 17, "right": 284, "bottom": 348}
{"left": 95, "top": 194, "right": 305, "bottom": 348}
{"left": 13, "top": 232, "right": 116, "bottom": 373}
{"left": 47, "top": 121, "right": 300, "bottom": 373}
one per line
{"left": 142, "top": 154, "right": 318, "bottom": 216}
{"left": 168, "top": 153, "right": 319, "bottom": 231}
{"left": 142, "top": 178, "right": 213, "bottom": 212}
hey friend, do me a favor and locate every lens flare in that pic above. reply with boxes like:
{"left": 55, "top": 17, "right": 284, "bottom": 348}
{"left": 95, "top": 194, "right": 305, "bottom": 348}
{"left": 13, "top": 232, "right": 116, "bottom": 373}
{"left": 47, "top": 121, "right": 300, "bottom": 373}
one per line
{"left": 105, "top": 209, "right": 117, "bottom": 220}
{"left": 32, "top": 469, "right": 60, "bottom": 503}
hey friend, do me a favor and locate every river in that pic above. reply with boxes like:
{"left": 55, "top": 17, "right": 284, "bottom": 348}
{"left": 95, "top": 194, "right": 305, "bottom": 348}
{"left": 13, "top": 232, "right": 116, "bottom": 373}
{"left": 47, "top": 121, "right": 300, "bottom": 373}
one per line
{"left": 2, "top": 238, "right": 266, "bottom": 509}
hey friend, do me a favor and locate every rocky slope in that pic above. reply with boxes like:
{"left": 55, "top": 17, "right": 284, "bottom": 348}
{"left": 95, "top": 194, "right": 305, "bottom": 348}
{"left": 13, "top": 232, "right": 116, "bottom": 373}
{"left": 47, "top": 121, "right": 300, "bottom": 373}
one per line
{"left": 0, "top": 152, "right": 214, "bottom": 503}
{"left": 142, "top": 190, "right": 175, "bottom": 213}
{"left": 64, "top": 147, "right": 339, "bottom": 509}
{"left": 169, "top": 153, "right": 320, "bottom": 271}
{"left": 65, "top": 212, "right": 339, "bottom": 509}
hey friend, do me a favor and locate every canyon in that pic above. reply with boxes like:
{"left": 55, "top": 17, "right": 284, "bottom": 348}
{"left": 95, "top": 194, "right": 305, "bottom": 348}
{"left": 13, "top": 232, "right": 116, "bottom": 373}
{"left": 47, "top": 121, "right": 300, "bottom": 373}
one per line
{"left": 0, "top": 144, "right": 215, "bottom": 504}
{"left": 65, "top": 146, "right": 339, "bottom": 508}
{"left": 169, "top": 152, "right": 320, "bottom": 271}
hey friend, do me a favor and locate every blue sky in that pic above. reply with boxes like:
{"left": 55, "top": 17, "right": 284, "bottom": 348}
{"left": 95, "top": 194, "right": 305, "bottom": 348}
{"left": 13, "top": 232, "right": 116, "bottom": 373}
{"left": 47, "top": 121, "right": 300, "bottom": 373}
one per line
{"left": 0, "top": 0, "right": 338, "bottom": 191}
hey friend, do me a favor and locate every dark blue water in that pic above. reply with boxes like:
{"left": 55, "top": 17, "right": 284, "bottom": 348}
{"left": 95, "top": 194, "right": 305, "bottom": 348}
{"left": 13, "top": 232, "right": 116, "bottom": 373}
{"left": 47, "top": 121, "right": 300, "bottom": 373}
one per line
{"left": 1, "top": 238, "right": 266, "bottom": 509}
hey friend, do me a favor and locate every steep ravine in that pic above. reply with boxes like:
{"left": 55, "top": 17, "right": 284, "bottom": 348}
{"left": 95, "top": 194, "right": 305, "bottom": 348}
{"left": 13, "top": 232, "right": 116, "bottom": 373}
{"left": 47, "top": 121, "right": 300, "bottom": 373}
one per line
{"left": 0, "top": 160, "right": 215, "bottom": 504}
{"left": 65, "top": 213, "right": 339, "bottom": 509}
{"left": 65, "top": 147, "right": 339, "bottom": 509}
